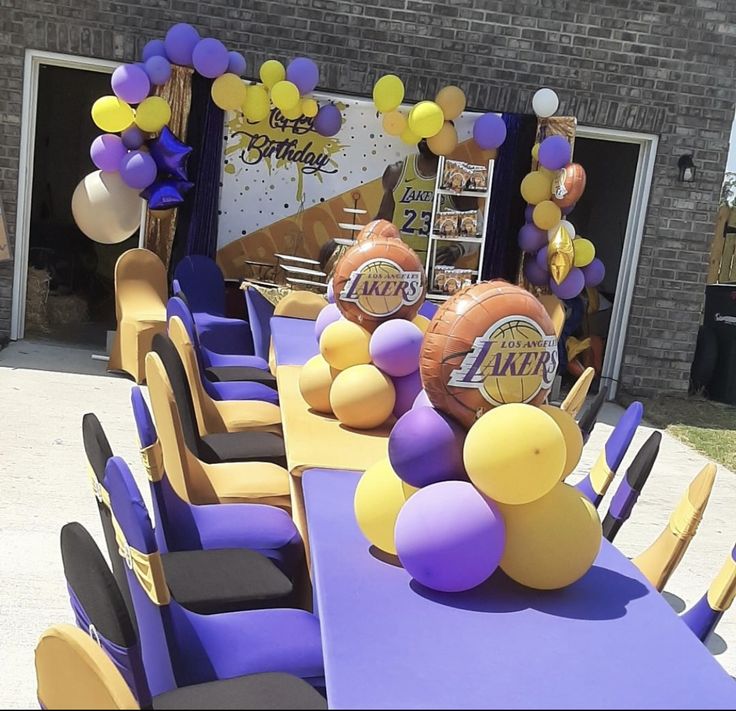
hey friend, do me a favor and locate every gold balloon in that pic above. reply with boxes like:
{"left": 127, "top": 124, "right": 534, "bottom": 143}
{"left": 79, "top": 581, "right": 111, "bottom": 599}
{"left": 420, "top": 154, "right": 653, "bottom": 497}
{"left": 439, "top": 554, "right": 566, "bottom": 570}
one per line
{"left": 548, "top": 225, "right": 575, "bottom": 285}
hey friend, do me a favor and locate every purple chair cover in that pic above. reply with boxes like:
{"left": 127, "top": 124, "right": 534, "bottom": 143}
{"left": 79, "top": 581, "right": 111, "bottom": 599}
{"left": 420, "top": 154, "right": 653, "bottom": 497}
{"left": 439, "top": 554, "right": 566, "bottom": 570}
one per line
{"left": 245, "top": 287, "right": 275, "bottom": 361}
{"left": 174, "top": 256, "right": 255, "bottom": 356}
{"left": 68, "top": 585, "right": 153, "bottom": 707}
{"left": 167, "top": 296, "right": 269, "bottom": 372}
{"left": 576, "top": 401, "right": 644, "bottom": 506}
{"left": 174, "top": 255, "right": 227, "bottom": 316}
{"left": 130, "top": 388, "right": 301, "bottom": 573}
{"left": 104, "top": 456, "right": 324, "bottom": 690}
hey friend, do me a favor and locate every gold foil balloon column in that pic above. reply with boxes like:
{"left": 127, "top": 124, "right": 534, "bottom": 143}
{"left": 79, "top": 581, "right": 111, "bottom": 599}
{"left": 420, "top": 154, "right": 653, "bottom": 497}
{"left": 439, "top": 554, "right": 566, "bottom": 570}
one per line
{"left": 547, "top": 224, "right": 575, "bottom": 285}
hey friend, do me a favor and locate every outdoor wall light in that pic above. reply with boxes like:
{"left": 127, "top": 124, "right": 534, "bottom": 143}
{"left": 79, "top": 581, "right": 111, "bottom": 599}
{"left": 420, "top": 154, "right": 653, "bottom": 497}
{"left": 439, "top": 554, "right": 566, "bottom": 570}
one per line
{"left": 678, "top": 154, "right": 696, "bottom": 182}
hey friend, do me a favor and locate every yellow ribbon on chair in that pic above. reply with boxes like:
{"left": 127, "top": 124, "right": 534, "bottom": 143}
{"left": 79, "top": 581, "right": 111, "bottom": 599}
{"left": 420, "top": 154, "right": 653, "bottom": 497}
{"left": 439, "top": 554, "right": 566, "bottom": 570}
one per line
{"left": 589, "top": 452, "right": 615, "bottom": 496}
{"left": 87, "top": 465, "right": 110, "bottom": 508}
{"left": 140, "top": 441, "right": 165, "bottom": 483}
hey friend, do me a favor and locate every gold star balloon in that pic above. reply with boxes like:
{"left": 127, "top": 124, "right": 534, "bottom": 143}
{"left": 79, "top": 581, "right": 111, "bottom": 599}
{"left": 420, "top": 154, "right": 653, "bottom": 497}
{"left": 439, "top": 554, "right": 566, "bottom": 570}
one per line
{"left": 548, "top": 225, "right": 575, "bottom": 285}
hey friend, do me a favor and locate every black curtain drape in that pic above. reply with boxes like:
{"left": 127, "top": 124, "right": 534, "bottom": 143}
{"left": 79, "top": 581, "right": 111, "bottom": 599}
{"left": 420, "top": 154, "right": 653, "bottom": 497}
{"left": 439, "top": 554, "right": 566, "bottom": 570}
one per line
{"left": 169, "top": 73, "right": 224, "bottom": 280}
{"left": 481, "top": 112, "right": 538, "bottom": 282}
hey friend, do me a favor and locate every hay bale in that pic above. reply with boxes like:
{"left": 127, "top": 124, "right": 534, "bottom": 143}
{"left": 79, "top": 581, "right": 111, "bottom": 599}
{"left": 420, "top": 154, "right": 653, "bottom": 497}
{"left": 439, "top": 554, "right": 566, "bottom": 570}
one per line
{"left": 25, "top": 267, "right": 51, "bottom": 334}
{"left": 47, "top": 292, "right": 88, "bottom": 326}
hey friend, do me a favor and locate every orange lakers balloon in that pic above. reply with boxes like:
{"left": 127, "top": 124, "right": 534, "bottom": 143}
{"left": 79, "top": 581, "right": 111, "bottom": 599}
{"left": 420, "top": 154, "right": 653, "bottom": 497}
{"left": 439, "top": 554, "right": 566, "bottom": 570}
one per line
{"left": 552, "top": 163, "right": 586, "bottom": 208}
{"left": 356, "top": 219, "right": 401, "bottom": 242}
{"left": 420, "top": 280, "right": 558, "bottom": 428}
{"left": 333, "top": 238, "right": 426, "bottom": 330}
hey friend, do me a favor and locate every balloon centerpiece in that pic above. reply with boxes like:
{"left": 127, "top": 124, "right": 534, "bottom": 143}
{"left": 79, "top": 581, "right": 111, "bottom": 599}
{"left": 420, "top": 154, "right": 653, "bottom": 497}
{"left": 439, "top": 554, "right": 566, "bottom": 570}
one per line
{"left": 353, "top": 279, "right": 602, "bottom": 594}
{"left": 298, "top": 220, "right": 429, "bottom": 433}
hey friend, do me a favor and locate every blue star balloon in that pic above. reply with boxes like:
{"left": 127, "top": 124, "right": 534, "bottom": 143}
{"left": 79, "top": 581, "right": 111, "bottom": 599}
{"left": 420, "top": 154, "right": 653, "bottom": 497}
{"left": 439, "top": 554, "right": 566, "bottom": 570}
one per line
{"left": 140, "top": 178, "right": 194, "bottom": 210}
{"left": 147, "top": 126, "right": 192, "bottom": 180}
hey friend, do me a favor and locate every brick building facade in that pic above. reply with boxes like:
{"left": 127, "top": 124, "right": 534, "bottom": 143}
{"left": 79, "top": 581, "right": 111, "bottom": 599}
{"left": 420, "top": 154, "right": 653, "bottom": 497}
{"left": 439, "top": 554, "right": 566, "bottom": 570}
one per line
{"left": 1, "top": 0, "right": 735, "bottom": 395}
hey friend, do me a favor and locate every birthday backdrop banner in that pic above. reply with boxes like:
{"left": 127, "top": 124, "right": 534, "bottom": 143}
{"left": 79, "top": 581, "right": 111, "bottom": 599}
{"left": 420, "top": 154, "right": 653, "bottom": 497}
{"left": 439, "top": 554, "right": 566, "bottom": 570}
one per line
{"left": 216, "top": 91, "right": 489, "bottom": 276}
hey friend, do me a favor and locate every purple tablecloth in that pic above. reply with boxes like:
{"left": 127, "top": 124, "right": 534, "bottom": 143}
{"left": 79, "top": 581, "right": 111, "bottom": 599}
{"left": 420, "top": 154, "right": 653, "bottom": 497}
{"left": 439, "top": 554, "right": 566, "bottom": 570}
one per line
{"left": 271, "top": 316, "right": 319, "bottom": 367}
{"left": 303, "top": 468, "right": 736, "bottom": 710}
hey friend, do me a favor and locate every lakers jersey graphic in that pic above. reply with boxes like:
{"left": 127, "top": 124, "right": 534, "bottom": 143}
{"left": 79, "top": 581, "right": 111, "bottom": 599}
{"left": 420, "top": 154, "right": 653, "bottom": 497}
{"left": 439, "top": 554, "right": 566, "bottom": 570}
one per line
{"left": 392, "top": 155, "right": 436, "bottom": 255}
{"left": 340, "top": 258, "right": 424, "bottom": 318}
{"left": 448, "top": 315, "right": 558, "bottom": 406}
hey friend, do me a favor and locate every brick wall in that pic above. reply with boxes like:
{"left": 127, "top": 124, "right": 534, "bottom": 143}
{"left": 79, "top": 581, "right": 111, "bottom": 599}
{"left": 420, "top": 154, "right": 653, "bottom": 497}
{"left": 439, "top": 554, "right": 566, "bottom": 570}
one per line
{"left": 1, "top": 0, "right": 735, "bottom": 394}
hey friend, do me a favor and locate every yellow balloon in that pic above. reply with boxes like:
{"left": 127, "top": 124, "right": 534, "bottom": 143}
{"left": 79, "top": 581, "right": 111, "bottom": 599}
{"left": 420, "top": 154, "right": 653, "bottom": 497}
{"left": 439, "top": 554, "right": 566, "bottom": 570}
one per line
{"left": 354, "top": 458, "right": 415, "bottom": 554}
{"left": 244, "top": 85, "right": 270, "bottom": 122}
{"left": 271, "top": 80, "right": 300, "bottom": 111}
{"left": 281, "top": 103, "right": 302, "bottom": 120}
{"left": 435, "top": 85, "right": 466, "bottom": 120}
{"left": 373, "top": 74, "right": 405, "bottom": 113}
{"left": 531, "top": 143, "right": 540, "bottom": 161}
{"left": 330, "top": 364, "right": 396, "bottom": 429}
{"left": 427, "top": 121, "right": 458, "bottom": 156}
{"left": 91, "top": 96, "right": 134, "bottom": 133}
{"left": 499, "top": 484, "right": 602, "bottom": 590}
{"left": 298, "top": 355, "right": 338, "bottom": 414}
{"left": 400, "top": 126, "right": 421, "bottom": 146}
{"left": 211, "top": 73, "right": 247, "bottom": 111}
{"left": 259, "top": 59, "right": 285, "bottom": 89}
{"left": 520, "top": 171, "right": 552, "bottom": 205}
{"left": 573, "top": 238, "right": 596, "bottom": 267}
{"left": 464, "top": 404, "right": 566, "bottom": 505}
{"left": 382, "top": 110, "right": 407, "bottom": 137}
{"left": 408, "top": 101, "right": 445, "bottom": 139}
{"left": 533, "top": 200, "right": 562, "bottom": 230}
{"left": 412, "top": 315, "right": 431, "bottom": 333}
{"left": 302, "top": 98, "right": 318, "bottom": 118}
{"left": 538, "top": 405, "right": 583, "bottom": 479}
{"left": 548, "top": 225, "right": 575, "bottom": 285}
{"left": 134, "top": 96, "right": 171, "bottom": 133}
{"left": 319, "top": 320, "right": 371, "bottom": 370}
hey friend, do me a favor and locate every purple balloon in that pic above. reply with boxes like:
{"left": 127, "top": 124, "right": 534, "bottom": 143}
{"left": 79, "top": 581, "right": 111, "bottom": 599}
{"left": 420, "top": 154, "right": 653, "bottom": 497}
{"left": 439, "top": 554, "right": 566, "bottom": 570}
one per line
{"left": 147, "top": 126, "right": 192, "bottom": 180}
{"left": 472, "top": 113, "right": 507, "bottom": 150}
{"left": 412, "top": 390, "right": 433, "bottom": 410}
{"left": 314, "top": 303, "right": 342, "bottom": 341}
{"left": 90, "top": 134, "right": 126, "bottom": 173}
{"left": 388, "top": 406, "right": 466, "bottom": 488}
{"left": 518, "top": 223, "right": 547, "bottom": 253}
{"left": 523, "top": 257, "right": 549, "bottom": 287}
{"left": 370, "top": 320, "right": 423, "bottom": 378}
{"left": 549, "top": 267, "right": 585, "bottom": 300}
{"left": 121, "top": 126, "right": 145, "bottom": 150}
{"left": 111, "top": 64, "right": 150, "bottom": 104}
{"left": 144, "top": 55, "right": 172, "bottom": 86}
{"left": 524, "top": 204, "right": 535, "bottom": 223}
{"left": 142, "top": 39, "right": 166, "bottom": 62}
{"left": 326, "top": 279, "right": 335, "bottom": 304}
{"left": 192, "top": 38, "right": 228, "bottom": 78}
{"left": 287, "top": 57, "right": 319, "bottom": 94}
{"left": 227, "top": 51, "right": 247, "bottom": 76}
{"left": 395, "top": 481, "right": 506, "bottom": 593}
{"left": 313, "top": 104, "right": 342, "bottom": 137}
{"left": 141, "top": 177, "right": 193, "bottom": 210}
{"left": 119, "top": 150, "right": 158, "bottom": 190}
{"left": 538, "top": 135, "right": 571, "bottom": 171}
{"left": 535, "top": 245, "right": 549, "bottom": 271}
{"left": 392, "top": 370, "right": 423, "bottom": 419}
{"left": 583, "top": 258, "right": 606, "bottom": 288}
{"left": 164, "top": 23, "right": 200, "bottom": 66}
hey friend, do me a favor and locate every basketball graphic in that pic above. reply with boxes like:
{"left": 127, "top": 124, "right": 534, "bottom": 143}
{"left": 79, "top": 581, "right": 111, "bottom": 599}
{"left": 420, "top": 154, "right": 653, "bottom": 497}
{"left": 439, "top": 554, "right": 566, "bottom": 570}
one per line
{"left": 420, "top": 280, "right": 558, "bottom": 428}
{"left": 333, "top": 238, "right": 426, "bottom": 330}
{"left": 552, "top": 163, "right": 587, "bottom": 208}
{"left": 356, "top": 219, "right": 401, "bottom": 242}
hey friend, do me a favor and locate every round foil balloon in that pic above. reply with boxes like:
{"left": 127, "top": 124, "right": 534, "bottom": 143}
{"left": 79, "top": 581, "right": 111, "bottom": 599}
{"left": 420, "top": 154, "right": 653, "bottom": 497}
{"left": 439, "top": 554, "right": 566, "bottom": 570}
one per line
{"left": 420, "top": 280, "right": 558, "bottom": 428}
{"left": 332, "top": 238, "right": 426, "bottom": 331}
{"left": 356, "top": 219, "right": 401, "bottom": 242}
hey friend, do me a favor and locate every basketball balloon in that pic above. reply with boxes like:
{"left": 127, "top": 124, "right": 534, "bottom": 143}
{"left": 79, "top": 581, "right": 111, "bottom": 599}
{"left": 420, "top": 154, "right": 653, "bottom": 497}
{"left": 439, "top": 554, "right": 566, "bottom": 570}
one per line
{"left": 356, "top": 219, "right": 401, "bottom": 242}
{"left": 552, "top": 163, "right": 586, "bottom": 208}
{"left": 333, "top": 238, "right": 427, "bottom": 331}
{"left": 420, "top": 280, "right": 558, "bottom": 428}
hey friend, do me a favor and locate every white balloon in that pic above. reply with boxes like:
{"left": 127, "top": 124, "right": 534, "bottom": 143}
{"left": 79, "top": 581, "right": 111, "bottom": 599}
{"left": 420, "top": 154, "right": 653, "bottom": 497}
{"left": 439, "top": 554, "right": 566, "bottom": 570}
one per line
{"left": 532, "top": 88, "right": 559, "bottom": 118}
{"left": 547, "top": 220, "right": 575, "bottom": 242}
{"left": 71, "top": 170, "right": 144, "bottom": 244}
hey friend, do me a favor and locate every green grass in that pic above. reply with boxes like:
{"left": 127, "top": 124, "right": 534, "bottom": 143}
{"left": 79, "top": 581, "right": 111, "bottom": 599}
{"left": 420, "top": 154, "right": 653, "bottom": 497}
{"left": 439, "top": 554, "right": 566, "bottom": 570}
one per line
{"left": 620, "top": 394, "right": 736, "bottom": 471}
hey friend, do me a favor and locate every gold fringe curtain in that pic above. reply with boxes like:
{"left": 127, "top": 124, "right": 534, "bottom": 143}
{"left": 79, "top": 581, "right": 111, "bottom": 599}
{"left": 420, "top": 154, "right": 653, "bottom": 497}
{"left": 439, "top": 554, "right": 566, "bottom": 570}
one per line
{"left": 143, "top": 65, "right": 194, "bottom": 269}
